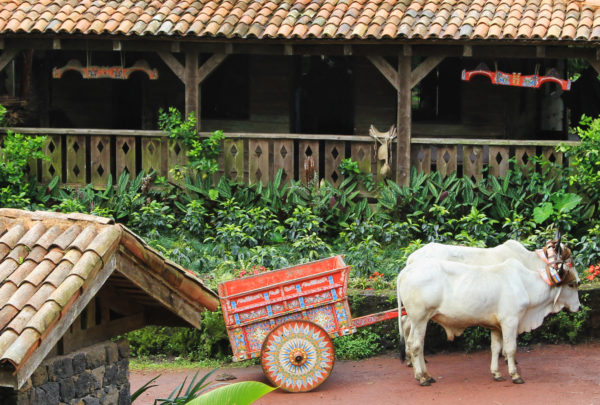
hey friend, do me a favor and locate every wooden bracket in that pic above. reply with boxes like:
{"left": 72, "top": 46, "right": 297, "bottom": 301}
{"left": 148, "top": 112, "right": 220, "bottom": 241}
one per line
{"left": 463, "top": 45, "right": 473, "bottom": 57}
{"left": 52, "top": 39, "right": 61, "bottom": 50}
{"left": 368, "top": 54, "right": 444, "bottom": 91}
{"left": 157, "top": 50, "right": 185, "bottom": 82}
{"left": 112, "top": 40, "right": 122, "bottom": 51}
{"left": 197, "top": 53, "right": 227, "bottom": 85}
{"left": 0, "top": 48, "right": 20, "bottom": 73}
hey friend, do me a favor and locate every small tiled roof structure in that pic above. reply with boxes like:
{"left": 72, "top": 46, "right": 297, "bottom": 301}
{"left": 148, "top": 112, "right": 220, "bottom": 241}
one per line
{"left": 0, "top": 0, "right": 598, "bottom": 42}
{"left": 0, "top": 208, "right": 219, "bottom": 389}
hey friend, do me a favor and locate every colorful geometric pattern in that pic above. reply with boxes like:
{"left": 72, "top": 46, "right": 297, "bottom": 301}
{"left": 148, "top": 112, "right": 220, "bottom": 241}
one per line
{"left": 261, "top": 320, "right": 334, "bottom": 393}
{"left": 0, "top": 0, "right": 599, "bottom": 42}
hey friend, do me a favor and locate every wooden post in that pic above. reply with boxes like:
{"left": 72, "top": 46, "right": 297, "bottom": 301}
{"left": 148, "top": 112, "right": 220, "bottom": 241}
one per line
{"left": 396, "top": 55, "right": 412, "bottom": 186}
{"left": 184, "top": 51, "right": 200, "bottom": 130}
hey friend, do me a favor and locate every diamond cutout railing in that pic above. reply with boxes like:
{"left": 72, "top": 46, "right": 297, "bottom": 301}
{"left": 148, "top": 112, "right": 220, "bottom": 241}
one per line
{"left": 148, "top": 142, "right": 155, "bottom": 155}
{"left": 548, "top": 154, "right": 556, "bottom": 163}
{"left": 331, "top": 148, "right": 339, "bottom": 159}
{"left": 469, "top": 151, "right": 477, "bottom": 164}
{"left": 49, "top": 165, "right": 56, "bottom": 176}
{"left": 97, "top": 141, "right": 104, "bottom": 153}
{"left": 495, "top": 152, "right": 503, "bottom": 165}
{"left": 255, "top": 145, "right": 262, "bottom": 158}
{"left": 230, "top": 145, "right": 238, "bottom": 156}
{"left": 231, "top": 170, "right": 238, "bottom": 178}
{"left": 280, "top": 146, "right": 288, "bottom": 158}
{"left": 122, "top": 142, "right": 130, "bottom": 155}
{"left": 331, "top": 172, "right": 339, "bottom": 183}
{"left": 73, "top": 165, "right": 80, "bottom": 177}
{"left": 174, "top": 143, "right": 181, "bottom": 155}
{"left": 73, "top": 142, "right": 80, "bottom": 153}
{"left": 255, "top": 169, "right": 262, "bottom": 179}
{"left": 522, "top": 152, "right": 529, "bottom": 164}
{"left": 305, "top": 146, "right": 312, "bottom": 156}
{"left": 443, "top": 151, "right": 451, "bottom": 163}
{"left": 97, "top": 165, "right": 104, "bottom": 177}
{"left": 48, "top": 141, "right": 55, "bottom": 153}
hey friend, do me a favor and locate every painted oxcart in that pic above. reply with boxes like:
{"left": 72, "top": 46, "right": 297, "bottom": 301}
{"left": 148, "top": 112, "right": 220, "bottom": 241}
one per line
{"left": 218, "top": 255, "right": 398, "bottom": 392}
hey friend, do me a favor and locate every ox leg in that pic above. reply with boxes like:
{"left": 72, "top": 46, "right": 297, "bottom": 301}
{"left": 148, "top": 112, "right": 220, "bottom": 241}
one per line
{"left": 402, "top": 316, "right": 413, "bottom": 367}
{"left": 501, "top": 322, "right": 524, "bottom": 384}
{"left": 490, "top": 330, "right": 505, "bottom": 381}
{"left": 408, "top": 322, "right": 434, "bottom": 386}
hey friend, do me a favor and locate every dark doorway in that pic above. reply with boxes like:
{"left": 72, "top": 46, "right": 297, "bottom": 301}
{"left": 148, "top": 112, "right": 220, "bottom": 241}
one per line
{"left": 295, "top": 56, "right": 354, "bottom": 135}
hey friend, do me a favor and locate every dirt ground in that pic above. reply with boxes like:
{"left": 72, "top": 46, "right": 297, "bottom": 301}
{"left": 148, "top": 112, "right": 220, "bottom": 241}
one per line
{"left": 130, "top": 342, "right": 600, "bottom": 405}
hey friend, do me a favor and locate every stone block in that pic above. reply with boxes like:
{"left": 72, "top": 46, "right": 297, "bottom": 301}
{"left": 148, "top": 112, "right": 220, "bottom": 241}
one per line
{"left": 85, "top": 345, "right": 107, "bottom": 369}
{"left": 49, "top": 357, "right": 74, "bottom": 381}
{"left": 90, "top": 367, "right": 105, "bottom": 389}
{"left": 100, "top": 386, "right": 118, "bottom": 405}
{"left": 115, "top": 360, "right": 128, "bottom": 385}
{"left": 31, "top": 364, "right": 48, "bottom": 386}
{"left": 82, "top": 396, "right": 100, "bottom": 405}
{"left": 103, "top": 365, "right": 117, "bottom": 386}
{"left": 72, "top": 353, "right": 87, "bottom": 374}
{"left": 115, "top": 339, "right": 129, "bottom": 360}
{"left": 74, "top": 372, "right": 100, "bottom": 398}
{"left": 117, "top": 384, "right": 130, "bottom": 405}
{"left": 59, "top": 378, "right": 75, "bottom": 401}
{"left": 40, "top": 382, "right": 60, "bottom": 404}
{"left": 105, "top": 343, "right": 118, "bottom": 364}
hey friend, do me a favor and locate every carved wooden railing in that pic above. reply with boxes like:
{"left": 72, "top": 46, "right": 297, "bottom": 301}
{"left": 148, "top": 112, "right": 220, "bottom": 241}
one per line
{"left": 0, "top": 128, "right": 578, "bottom": 187}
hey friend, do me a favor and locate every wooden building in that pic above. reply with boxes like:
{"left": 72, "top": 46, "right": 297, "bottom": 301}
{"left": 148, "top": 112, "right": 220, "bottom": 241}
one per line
{"left": 0, "top": 208, "right": 219, "bottom": 403}
{"left": 0, "top": 0, "right": 598, "bottom": 185}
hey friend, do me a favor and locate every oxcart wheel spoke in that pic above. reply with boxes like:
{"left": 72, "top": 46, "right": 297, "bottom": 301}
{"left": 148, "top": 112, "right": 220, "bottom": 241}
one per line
{"left": 260, "top": 320, "right": 335, "bottom": 393}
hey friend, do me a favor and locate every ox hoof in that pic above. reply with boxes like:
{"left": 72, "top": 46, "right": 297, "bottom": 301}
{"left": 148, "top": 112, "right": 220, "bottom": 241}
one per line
{"left": 493, "top": 375, "right": 506, "bottom": 382}
{"left": 512, "top": 377, "right": 525, "bottom": 384}
{"left": 419, "top": 380, "right": 431, "bottom": 387}
{"left": 427, "top": 377, "right": 437, "bottom": 383}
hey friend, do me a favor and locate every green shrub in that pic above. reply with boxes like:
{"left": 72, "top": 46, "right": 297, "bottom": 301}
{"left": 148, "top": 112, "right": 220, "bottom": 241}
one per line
{"left": 333, "top": 329, "right": 383, "bottom": 360}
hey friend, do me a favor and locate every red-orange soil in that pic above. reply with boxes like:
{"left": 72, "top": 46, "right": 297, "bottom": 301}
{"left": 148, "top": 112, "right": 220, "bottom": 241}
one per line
{"left": 130, "top": 342, "right": 600, "bottom": 405}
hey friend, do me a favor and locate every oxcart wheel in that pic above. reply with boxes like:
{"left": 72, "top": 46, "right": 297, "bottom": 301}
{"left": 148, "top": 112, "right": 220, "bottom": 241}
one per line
{"left": 260, "top": 320, "right": 335, "bottom": 393}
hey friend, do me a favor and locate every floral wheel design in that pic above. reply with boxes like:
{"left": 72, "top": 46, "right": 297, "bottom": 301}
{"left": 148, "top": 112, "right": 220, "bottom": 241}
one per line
{"left": 261, "top": 320, "right": 335, "bottom": 393}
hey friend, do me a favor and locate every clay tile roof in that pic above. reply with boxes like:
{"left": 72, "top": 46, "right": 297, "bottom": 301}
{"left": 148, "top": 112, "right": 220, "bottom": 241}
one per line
{"left": 0, "top": 209, "right": 218, "bottom": 389}
{"left": 0, "top": 0, "right": 599, "bottom": 42}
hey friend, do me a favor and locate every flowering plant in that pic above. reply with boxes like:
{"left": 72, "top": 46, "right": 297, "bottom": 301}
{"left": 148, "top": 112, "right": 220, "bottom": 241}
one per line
{"left": 235, "top": 265, "right": 268, "bottom": 278}
{"left": 586, "top": 263, "right": 600, "bottom": 282}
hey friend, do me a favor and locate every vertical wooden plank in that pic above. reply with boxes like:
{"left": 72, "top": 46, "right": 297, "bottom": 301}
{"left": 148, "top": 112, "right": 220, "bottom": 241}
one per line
{"left": 410, "top": 144, "right": 431, "bottom": 174}
{"left": 272, "top": 140, "right": 293, "bottom": 183}
{"left": 66, "top": 135, "right": 86, "bottom": 184}
{"left": 142, "top": 137, "right": 166, "bottom": 177}
{"left": 249, "top": 139, "right": 269, "bottom": 185}
{"left": 463, "top": 146, "right": 483, "bottom": 181}
{"left": 396, "top": 55, "right": 412, "bottom": 185}
{"left": 168, "top": 138, "right": 188, "bottom": 182}
{"left": 224, "top": 139, "right": 244, "bottom": 183}
{"left": 41, "top": 135, "right": 62, "bottom": 183}
{"left": 86, "top": 297, "right": 96, "bottom": 329}
{"left": 91, "top": 135, "right": 110, "bottom": 187}
{"left": 351, "top": 142, "right": 373, "bottom": 174}
{"left": 324, "top": 141, "right": 344, "bottom": 187}
{"left": 489, "top": 146, "right": 510, "bottom": 177}
{"left": 185, "top": 50, "right": 200, "bottom": 130}
{"left": 514, "top": 146, "right": 535, "bottom": 174}
{"left": 435, "top": 145, "right": 457, "bottom": 178}
{"left": 115, "top": 136, "right": 136, "bottom": 178}
{"left": 299, "top": 140, "right": 319, "bottom": 184}
{"left": 541, "top": 146, "right": 563, "bottom": 177}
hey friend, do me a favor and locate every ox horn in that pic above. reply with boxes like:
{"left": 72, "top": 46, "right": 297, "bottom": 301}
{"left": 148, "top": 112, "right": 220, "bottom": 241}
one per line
{"left": 555, "top": 227, "right": 563, "bottom": 258}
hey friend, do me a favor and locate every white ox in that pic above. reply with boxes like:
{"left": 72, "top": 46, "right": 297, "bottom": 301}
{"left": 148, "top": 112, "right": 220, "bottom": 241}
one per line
{"left": 399, "top": 240, "right": 567, "bottom": 365}
{"left": 397, "top": 243, "right": 580, "bottom": 386}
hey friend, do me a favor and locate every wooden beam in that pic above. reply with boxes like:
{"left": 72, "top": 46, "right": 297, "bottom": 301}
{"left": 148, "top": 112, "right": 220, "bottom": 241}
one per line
{"left": 112, "top": 40, "right": 122, "bottom": 51}
{"left": 52, "top": 39, "right": 61, "bottom": 50}
{"left": 536, "top": 46, "right": 546, "bottom": 58}
{"left": 403, "top": 44, "right": 412, "bottom": 56}
{"left": 587, "top": 58, "right": 600, "bottom": 76}
{"left": 196, "top": 53, "right": 227, "bottom": 84}
{"left": 116, "top": 253, "right": 204, "bottom": 329}
{"left": 397, "top": 55, "right": 412, "bottom": 186}
{"left": 171, "top": 41, "right": 181, "bottom": 53}
{"left": 463, "top": 45, "right": 473, "bottom": 57}
{"left": 157, "top": 50, "right": 185, "bottom": 82}
{"left": 13, "top": 255, "right": 117, "bottom": 389}
{"left": 185, "top": 50, "right": 200, "bottom": 126}
{"left": 0, "top": 48, "right": 19, "bottom": 73}
{"left": 62, "top": 312, "right": 145, "bottom": 353}
{"left": 410, "top": 55, "right": 444, "bottom": 89}
{"left": 367, "top": 55, "right": 399, "bottom": 91}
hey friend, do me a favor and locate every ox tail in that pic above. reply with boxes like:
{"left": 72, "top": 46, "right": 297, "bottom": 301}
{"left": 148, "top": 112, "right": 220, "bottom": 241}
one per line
{"left": 397, "top": 273, "right": 406, "bottom": 363}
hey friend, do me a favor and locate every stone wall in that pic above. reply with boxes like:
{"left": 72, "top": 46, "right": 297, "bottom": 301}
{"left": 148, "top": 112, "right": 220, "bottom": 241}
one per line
{"left": 1, "top": 340, "right": 130, "bottom": 405}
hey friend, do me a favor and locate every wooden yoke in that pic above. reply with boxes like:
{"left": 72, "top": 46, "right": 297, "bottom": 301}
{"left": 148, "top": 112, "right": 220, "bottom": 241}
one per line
{"left": 157, "top": 49, "right": 227, "bottom": 130}
{"left": 367, "top": 50, "right": 445, "bottom": 185}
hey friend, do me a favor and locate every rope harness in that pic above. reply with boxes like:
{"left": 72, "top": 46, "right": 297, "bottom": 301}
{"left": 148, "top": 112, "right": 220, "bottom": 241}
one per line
{"left": 536, "top": 240, "right": 576, "bottom": 287}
